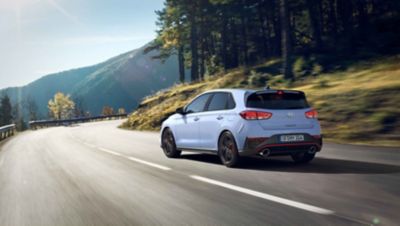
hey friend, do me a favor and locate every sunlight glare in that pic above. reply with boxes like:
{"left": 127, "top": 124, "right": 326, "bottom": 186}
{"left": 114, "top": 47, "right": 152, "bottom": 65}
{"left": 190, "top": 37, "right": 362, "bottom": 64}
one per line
{"left": 0, "top": 0, "right": 41, "bottom": 10}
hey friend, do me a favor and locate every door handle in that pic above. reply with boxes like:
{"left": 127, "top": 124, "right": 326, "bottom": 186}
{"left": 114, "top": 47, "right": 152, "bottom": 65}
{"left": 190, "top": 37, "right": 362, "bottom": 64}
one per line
{"left": 216, "top": 116, "right": 224, "bottom": 120}
{"left": 194, "top": 117, "right": 200, "bottom": 121}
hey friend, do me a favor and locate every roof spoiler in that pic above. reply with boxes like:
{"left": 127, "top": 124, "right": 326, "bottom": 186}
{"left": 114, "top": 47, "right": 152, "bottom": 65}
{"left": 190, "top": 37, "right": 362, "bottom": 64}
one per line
{"left": 255, "top": 89, "right": 305, "bottom": 94}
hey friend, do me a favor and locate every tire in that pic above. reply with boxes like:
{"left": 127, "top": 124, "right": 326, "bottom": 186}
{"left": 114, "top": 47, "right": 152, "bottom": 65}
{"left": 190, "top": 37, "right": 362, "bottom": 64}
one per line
{"left": 291, "top": 152, "right": 315, "bottom": 163}
{"left": 218, "top": 131, "right": 240, "bottom": 167}
{"left": 161, "top": 128, "right": 181, "bottom": 158}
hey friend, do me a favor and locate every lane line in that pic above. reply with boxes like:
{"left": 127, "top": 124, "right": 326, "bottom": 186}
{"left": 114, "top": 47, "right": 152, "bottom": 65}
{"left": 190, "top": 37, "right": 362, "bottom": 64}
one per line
{"left": 190, "top": 175, "right": 334, "bottom": 215}
{"left": 127, "top": 156, "right": 171, "bottom": 171}
{"left": 96, "top": 145, "right": 171, "bottom": 171}
{"left": 98, "top": 147, "right": 122, "bottom": 156}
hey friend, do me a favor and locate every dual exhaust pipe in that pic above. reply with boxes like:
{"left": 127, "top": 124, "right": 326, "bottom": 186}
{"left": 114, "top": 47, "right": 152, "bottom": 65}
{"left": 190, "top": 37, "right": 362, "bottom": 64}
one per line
{"left": 259, "top": 145, "right": 317, "bottom": 158}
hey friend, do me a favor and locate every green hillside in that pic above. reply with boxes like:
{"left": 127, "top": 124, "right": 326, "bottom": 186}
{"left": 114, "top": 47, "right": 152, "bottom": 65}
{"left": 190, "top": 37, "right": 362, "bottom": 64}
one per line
{"left": 1, "top": 43, "right": 183, "bottom": 118}
{"left": 122, "top": 56, "right": 400, "bottom": 147}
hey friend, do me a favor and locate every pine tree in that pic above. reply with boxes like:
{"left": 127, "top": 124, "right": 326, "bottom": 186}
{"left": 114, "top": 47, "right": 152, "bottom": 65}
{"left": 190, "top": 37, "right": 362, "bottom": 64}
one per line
{"left": 0, "top": 95, "right": 13, "bottom": 126}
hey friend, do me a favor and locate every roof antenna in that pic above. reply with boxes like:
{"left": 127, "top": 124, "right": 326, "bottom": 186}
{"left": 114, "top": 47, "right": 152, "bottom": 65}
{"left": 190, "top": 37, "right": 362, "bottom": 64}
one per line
{"left": 265, "top": 85, "right": 270, "bottom": 90}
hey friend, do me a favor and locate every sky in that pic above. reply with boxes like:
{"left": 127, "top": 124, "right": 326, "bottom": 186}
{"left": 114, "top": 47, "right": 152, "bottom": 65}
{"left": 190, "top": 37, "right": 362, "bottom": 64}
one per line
{"left": 0, "top": 0, "right": 164, "bottom": 89}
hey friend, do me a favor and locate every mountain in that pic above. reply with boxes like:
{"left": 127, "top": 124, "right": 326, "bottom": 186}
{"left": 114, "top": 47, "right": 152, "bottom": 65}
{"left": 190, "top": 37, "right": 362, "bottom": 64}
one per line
{"left": 1, "top": 43, "right": 184, "bottom": 118}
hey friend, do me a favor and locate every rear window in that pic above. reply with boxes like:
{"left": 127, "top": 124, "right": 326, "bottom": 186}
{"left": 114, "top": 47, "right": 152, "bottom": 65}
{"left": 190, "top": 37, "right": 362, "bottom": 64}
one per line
{"left": 246, "top": 92, "right": 309, "bottom": 110}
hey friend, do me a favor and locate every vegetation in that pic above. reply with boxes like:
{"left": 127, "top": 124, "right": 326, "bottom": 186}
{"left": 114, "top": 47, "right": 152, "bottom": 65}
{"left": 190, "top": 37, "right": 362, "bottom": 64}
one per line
{"left": 122, "top": 56, "right": 400, "bottom": 147}
{"left": 0, "top": 95, "right": 13, "bottom": 126}
{"left": 12, "top": 103, "right": 27, "bottom": 131}
{"left": 0, "top": 44, "right": 182, "bottom": 119}
{"left": 102, "top": 106, "right": 115, "bottom": 116}
{"left": 48, "top": 92, "right": 75, "bottom": 120}
{"left": 118, "top": 108, "right": 126, "bottom": 114}
{"left": 150, "top": 0, "right": 400, "bottom": 82}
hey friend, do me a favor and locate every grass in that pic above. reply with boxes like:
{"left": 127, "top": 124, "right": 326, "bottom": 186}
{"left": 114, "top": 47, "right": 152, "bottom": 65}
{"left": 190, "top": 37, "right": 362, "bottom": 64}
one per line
{"left": 121, "top": 55, "right": 400, "bottom": 147}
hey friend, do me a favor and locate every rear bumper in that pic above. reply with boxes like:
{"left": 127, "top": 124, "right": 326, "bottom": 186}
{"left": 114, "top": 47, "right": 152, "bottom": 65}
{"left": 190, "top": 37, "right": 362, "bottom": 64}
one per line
{"left": 239, "top": 134, "right": 323, "bottom": 157}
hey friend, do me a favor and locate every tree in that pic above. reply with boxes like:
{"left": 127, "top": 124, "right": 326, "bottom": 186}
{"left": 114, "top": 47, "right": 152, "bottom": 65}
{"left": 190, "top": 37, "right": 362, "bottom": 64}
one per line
{"left": 12, "top": 103, "right": 27, "bottom": 131}
{"left": 306, "top": 0, "right": 323, "bottom": 50}
{"left": 152, "top": 1, "right": 187, "bottom": 83}
{"left": 118, "top": 108, "right": 126, "bottom": 115}
{"left": 280, "top": 0, "right": 294, "bottom": 80}
{"left": 48, "top": 92, "right": 75, "bottom": 120}
{"left": 188, "top": 1, "right": 200, "bottom": 81}
{"left": 0, "top": 95, "right": 13, "bottom": 126}
{"left": 24, "top": 96, "right": 39, "bottom": 121}
{"left": 102, "top": 106, "right": 114, "bottom": 116}
{"left": 73, "top": 96, "right": 86, "bottom": 118}
{"left": 151, "top": 0, "right": 400, "bottom": 82}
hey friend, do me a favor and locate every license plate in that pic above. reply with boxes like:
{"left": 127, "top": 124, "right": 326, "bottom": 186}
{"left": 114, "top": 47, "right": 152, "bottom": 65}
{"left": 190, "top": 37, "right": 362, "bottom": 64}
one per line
{"left": 280, "top": 135, "right": 304, "bottom": 142}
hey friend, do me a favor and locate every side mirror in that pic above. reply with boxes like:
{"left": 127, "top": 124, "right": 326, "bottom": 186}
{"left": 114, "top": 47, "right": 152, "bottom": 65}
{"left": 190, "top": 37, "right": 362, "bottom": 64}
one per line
{"left": 176, "top": 107, "right": 186, "bottom": 115}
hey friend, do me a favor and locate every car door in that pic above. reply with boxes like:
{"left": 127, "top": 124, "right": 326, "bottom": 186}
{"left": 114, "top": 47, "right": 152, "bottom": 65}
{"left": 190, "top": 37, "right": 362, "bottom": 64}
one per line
{"left": 174, "top": 93, "right": 212, "bottom": 149}
{"left": 198, "top": 92, "right": 235, "bottom": 150}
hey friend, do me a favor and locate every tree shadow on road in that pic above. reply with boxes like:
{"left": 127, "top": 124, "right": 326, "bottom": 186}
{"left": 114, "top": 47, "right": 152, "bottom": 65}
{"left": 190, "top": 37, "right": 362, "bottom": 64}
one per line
{"left": 181, "top": 154, "right": 400, "bottom": 174}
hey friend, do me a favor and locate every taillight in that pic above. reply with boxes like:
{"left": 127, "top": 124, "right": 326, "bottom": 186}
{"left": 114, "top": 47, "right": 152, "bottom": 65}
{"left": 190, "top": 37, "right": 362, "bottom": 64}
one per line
{"left": 240, "top": 111, "right": 272, "bottom": 120}
{"left": 305, "top": 109, "right": 318, "bottom": 119}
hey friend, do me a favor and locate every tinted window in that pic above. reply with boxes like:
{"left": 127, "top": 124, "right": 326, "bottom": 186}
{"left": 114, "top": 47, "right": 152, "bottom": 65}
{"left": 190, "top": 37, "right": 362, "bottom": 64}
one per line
{"left": 208, "top": 93, "right": 229, "bottom": 111}
{"left": 186, "top": 94, "right": 211, "bottom": 113}
{"left": 246, "top": 92, "right": 309, "bottom": 109}
{"left": 227, "top": 94, "right": 236, "bottom": 109}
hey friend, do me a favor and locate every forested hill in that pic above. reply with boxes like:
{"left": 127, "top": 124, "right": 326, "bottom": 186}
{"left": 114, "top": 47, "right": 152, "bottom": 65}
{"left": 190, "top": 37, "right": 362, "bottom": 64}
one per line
{"left": 122, "top": 0, "right": 400, "bottom": 146}
{"left": 0, "top": 43, "right": 183, "bottom": 118}
{"left": 151, "top": 0, "right": 400, "bottom": 82}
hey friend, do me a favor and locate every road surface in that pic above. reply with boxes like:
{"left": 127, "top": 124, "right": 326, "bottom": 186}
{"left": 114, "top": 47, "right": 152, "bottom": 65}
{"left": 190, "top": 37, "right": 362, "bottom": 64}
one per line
{"left": 0, "top": 120, "right": 399, "bottom": 225}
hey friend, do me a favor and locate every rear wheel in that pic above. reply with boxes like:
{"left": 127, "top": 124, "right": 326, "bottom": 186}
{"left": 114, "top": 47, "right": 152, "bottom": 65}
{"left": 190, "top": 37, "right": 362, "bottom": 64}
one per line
{"left": 291, "top": 152, "right": 315, "bottom": 163}
{"left": 162, "top": 128, "right": 181, "bottom": 158}
{"left": 218, "top": 131, "right": 240, "bottom": 167}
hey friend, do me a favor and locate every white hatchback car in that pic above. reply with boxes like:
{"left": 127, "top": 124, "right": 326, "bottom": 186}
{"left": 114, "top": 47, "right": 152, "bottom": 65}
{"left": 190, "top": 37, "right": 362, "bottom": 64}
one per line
{"left": 161, "top": 88, "right": 322, "bottom": 167}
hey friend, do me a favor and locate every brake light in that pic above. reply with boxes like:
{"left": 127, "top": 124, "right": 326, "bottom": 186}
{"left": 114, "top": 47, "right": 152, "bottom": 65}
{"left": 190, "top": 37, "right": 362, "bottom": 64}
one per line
{"left": 240, "top": 111, "right": 272, "bottom": 120}
{"left": 305, "top": 109, "right": 318, "bottom": 119}
{"left": 277, "top": 90, "right": 284, "bottom": 95}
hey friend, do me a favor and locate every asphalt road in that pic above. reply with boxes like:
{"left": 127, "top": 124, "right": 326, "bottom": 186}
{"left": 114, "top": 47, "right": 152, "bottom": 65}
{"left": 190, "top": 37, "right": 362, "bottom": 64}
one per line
{"left": 0, "top": 120, "right": 399, "bottom": 226}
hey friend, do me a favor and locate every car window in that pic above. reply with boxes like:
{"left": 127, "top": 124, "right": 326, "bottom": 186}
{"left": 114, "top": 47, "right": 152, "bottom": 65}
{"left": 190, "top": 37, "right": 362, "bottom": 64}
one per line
{"left": 208, "top": 93, "right": 229, "bottom": 111}
{"left": 227, "top": 93, "right": 236, "bottom": 109}
{"left": 185, "top": 94, "right": 212, "bottom": 113}
{"left": 246, "top": 92, "right": 309, "bottom": 109}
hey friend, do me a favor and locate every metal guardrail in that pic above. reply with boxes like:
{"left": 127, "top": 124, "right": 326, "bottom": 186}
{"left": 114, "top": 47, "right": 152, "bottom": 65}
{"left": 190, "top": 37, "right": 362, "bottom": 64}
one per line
{"left": 29, "top": 114, "right": 128, "bottom": 130}
{"left": 0, "top": 124, "right": 16, "bottom": 141}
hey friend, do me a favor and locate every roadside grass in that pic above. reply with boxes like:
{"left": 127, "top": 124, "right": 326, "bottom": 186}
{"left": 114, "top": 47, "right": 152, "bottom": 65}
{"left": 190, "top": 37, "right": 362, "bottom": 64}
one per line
{"left": 121, "top": 55, "right": 400, "bottom": 147}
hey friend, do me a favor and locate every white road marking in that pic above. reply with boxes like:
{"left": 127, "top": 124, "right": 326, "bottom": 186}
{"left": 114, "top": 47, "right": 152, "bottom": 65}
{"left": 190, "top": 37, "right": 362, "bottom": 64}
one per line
{"left": 96, "top": 146, "right": 171, "bottom": 171}
{"left": 127, "top": 156, "right": 171, "bottom": 171}
{"left": 190, "top": 175, "right": 334, "bottom": 215}
{"left": 98, "top": 147, "right": 122, "bottom": 156}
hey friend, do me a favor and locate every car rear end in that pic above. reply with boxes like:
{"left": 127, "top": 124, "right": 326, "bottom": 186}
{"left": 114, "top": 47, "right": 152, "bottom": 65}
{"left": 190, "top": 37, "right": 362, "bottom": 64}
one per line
{"left": 237, "top": 90, "right": 322, "bottom": 158}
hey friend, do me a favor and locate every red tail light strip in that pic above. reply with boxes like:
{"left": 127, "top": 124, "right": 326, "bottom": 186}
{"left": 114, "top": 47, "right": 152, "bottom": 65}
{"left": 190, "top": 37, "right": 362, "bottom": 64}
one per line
{"left": 305, "top": 109, "right": 318, "bottom": 119}
{"left": 240, "top": 111, "right": 272, "bottom": 120}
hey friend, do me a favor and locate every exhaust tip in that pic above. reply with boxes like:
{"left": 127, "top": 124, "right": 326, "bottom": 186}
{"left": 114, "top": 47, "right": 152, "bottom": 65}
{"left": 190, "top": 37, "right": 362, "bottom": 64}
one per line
{"left": 259, "top": 148, "right": 271, "bottom": 158}
{"left": 308, "top": 146, "right": 317, "bottom": 154}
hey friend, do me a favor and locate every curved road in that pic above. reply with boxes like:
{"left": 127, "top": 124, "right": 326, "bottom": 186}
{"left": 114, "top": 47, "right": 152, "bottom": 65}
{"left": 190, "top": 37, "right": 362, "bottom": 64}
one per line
{"left": 0, "top": 120, "right": 399, "bottom": 225}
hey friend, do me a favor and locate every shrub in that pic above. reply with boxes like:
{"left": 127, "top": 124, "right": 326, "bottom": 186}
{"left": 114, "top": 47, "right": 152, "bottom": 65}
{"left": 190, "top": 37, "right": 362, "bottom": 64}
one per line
{"left": 293, "top": 57, "right": 307, "bottom": 78}
{"left": 248, "top": 71, "right": 270, "bottom": 87}
{"left": 312, "top": 63, "right": 324, "bottom": 76}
